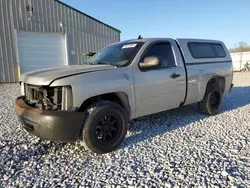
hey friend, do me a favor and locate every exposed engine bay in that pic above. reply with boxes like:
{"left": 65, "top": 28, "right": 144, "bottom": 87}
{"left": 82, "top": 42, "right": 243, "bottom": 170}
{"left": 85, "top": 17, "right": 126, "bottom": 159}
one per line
{"left": 23, "top": 84, "right": 72, "bottom": 111}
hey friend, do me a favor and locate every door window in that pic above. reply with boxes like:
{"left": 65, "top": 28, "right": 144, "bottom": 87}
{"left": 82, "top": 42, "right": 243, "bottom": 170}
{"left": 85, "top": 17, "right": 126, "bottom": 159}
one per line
{"left": 142, "top": 43, "right": 176, "bottom": 68}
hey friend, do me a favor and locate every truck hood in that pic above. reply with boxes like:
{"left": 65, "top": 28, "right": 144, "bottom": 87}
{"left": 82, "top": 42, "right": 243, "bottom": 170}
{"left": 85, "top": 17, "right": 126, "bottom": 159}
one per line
{"left": 21, "top": 64, "right": 115, "bottom": 85}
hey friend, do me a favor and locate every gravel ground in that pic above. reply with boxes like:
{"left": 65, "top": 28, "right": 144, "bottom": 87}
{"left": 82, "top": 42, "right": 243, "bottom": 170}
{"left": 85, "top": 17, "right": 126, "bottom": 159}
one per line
{"left": 0, "top": 72, "right": 250, "bottom": 187}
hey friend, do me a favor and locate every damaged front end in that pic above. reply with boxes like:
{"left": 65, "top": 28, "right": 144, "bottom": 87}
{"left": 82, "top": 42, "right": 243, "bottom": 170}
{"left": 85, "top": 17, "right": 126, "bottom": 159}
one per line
{"left": 23, "top": 84, "right": 73, "bottom": 111}
{"left": 16, "top": 83, "right": 83, "bottom": 142}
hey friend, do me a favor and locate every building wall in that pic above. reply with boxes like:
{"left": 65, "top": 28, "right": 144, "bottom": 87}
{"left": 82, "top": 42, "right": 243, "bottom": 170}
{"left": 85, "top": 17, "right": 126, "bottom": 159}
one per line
{"left": 0, "top": 0, "right": 120, "bottom": 83}
{"left": 231, "top": 51, "right": 250, "bottom": 71}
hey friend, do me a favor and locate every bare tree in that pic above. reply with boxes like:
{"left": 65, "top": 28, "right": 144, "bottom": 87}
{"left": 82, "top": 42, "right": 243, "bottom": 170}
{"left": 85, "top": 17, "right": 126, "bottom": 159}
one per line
{"left": 229, "top": 41, "right": 250, "bottom": 53}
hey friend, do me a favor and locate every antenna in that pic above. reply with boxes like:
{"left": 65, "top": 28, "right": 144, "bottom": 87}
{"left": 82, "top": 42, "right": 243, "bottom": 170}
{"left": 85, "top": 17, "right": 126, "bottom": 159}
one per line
{"left": 138, "top": 35, "right": 143, "bottom": 39}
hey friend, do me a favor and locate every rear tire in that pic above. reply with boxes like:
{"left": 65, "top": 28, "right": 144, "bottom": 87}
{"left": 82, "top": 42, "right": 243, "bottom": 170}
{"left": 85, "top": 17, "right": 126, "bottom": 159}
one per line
{"left": 198, "top": 86, "right": 223, "bottom": 115}
{"left": 81, "top": 101, "right": 128, "bottom": 154}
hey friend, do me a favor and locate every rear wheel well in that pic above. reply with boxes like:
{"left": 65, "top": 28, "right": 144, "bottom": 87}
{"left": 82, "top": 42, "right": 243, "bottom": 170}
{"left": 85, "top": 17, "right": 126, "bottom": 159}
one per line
{"left": 206, "top": 77, "right": 225, "bottom": 93}
{"left": 78, "top": 92, "right": 130, "bottom": 118}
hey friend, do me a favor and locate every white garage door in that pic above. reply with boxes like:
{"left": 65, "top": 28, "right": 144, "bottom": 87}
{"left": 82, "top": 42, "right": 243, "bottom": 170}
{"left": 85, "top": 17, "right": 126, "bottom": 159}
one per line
{"left": 16, "top": 31, "right": 67, "bottom": 73}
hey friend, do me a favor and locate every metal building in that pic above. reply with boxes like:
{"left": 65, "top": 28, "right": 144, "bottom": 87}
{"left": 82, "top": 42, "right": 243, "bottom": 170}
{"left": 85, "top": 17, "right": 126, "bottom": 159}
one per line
{"left": 0, "top": 0, "right": 121, "bottom": 83}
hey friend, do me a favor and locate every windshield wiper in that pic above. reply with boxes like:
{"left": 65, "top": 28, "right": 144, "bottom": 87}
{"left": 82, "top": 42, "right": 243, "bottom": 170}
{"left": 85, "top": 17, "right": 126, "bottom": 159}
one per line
{"left": 82, "top": 62, "right": 94, "bottom": 65}
{"left": 96, "top": 62, "right": 116, "bottom": 67}
{"left": 82, "top": 61, "right": 116, "bottom": 67}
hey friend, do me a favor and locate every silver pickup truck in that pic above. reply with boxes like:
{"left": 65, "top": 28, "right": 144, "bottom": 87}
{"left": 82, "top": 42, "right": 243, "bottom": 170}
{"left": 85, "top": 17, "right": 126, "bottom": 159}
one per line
{"left": 16, "top": 38, "right": 233, "bottom": 154}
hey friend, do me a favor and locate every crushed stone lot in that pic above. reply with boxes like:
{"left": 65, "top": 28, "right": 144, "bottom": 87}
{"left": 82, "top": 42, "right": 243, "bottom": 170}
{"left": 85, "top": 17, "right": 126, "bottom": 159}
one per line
{"left": 0, "top": 72, "right": 250, "bottom": 187}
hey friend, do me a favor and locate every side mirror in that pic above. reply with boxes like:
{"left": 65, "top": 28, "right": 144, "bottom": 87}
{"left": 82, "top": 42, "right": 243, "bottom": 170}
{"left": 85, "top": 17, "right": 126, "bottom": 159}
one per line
{"left": 139, "top": 56, "right": 160, "bottom": 69}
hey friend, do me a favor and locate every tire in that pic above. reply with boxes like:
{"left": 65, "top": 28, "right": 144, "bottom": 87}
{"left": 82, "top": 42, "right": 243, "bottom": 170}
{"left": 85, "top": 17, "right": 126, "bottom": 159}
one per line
{"left": 198, "top": 86, "right": 223, "bottom": 116}
{"left": 81, "top": 101, "right": 128, "bottom": 154}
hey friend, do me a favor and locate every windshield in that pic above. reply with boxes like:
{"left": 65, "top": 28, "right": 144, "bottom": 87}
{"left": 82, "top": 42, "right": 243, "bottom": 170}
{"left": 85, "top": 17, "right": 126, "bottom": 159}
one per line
{"left": 86, "top": 42, "right": 144, "bottom": 67}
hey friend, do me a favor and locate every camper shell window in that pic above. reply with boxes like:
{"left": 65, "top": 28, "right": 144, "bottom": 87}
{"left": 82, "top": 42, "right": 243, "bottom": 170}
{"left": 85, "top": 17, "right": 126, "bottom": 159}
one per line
{"left": 188, "top": 42, "right": 226, "bottom": 59}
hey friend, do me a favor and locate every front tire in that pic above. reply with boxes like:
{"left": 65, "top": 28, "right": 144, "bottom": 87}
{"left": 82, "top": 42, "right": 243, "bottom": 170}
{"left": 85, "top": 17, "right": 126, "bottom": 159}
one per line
{"left": 82, "top": 101, "right": 128, "bottom": 154}
{"left": 198, "top": 87, "right": 223, "bottom": 115}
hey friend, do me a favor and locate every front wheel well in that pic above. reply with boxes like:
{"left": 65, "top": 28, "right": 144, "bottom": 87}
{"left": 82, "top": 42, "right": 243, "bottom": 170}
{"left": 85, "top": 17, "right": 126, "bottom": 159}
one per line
{"left": 78, "top": 92, "right": 130, "bottom": 118}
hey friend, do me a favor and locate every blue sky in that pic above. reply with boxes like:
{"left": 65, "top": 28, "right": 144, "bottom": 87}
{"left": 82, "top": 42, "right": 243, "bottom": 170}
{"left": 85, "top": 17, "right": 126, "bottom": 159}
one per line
{"left": 61, "top": 0, "right": 250, "bottom": 48}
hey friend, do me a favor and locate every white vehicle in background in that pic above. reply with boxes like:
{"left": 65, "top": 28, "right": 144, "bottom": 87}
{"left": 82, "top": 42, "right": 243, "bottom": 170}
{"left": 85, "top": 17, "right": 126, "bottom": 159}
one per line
{"left": 16, "top": 37, "right": 233, "bottom": 154}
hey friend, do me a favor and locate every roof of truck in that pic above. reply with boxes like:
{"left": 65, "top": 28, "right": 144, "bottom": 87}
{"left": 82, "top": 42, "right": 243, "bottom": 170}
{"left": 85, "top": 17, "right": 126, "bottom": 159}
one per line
{"left": 117, "top": 38, "right": 231, "bottom": 64}
{"left": 120, "top": 38, "right": 223, "bottom": 43}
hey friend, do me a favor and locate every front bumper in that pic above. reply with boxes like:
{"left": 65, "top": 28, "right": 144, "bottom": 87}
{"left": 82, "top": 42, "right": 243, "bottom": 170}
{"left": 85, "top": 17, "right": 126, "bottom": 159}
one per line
{"left": 16, "top": 97, "right": 84, "bottom": 142}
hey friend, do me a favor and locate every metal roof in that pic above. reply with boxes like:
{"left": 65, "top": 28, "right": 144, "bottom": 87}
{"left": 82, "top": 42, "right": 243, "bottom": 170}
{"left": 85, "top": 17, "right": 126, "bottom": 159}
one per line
{"left": 55, "top": 0, "right": 121, "bottom": 33}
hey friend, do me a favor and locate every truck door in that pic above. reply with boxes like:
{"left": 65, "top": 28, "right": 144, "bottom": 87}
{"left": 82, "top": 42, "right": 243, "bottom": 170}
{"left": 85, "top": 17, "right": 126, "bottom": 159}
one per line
{"left": 133, "top": 41, "right": 186, "bottom": 118}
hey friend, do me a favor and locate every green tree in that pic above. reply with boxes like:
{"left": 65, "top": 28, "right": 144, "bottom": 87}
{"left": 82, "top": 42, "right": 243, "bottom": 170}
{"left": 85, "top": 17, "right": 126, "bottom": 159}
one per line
{"left": 229, "top": 41, "right": 250, "bottom": 53}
